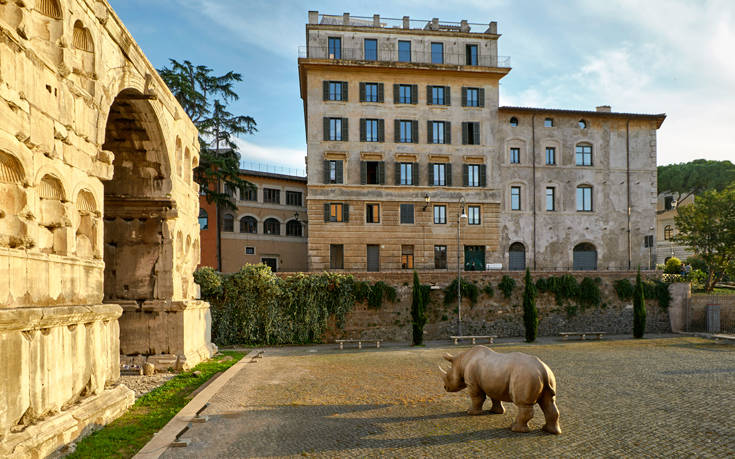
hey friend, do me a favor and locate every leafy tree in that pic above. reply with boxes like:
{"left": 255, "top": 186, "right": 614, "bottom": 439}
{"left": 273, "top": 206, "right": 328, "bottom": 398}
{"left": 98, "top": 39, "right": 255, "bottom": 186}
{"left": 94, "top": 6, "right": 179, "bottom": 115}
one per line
{"left": 522, "top": 268, "right": 538, "bottom": 343}
{"left": 673, "top": 188, "right": 735, "bottom": 291}
{"left": 158, "top": 59, "right": 257, "bottom": 270}
{"left": 633, "top": 268, "right": 646, "bottom": 339}
{"left": 657, "top": 159, "right": 735, "bottom": 203}
{"left": 411, "top": 271, "right": 428, "bottom": 345}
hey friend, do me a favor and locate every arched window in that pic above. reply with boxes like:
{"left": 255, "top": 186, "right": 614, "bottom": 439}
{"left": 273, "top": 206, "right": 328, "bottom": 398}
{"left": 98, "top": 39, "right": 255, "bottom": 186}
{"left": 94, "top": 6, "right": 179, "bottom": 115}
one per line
{"left": 286, "top": 220, "right": 302, "bottom": 237}
{"left": 573, "top": 243, "right": 597, "bottom": 271}
{"left": 664, "top": 225, "right": 672, "bottom": 240}
{"left": 240, "top": 216, "right": 257, "bottom": 234}
{"left": 544, "top": 117, "right": 554, "bottom": 127}
{"left": 222, "top": 214, "right": 234, "bottom": 232}
{"left": 509, "top": 117, "right": 519, "bottom": 127}
{"left": 198, "top": 208, "right": 208, "bottom": 230}
{"left": 509, "top": 242, "right": 526, "bottom": 270}
{"left": 264, "top": 218, "right": 280, "bottom": 235}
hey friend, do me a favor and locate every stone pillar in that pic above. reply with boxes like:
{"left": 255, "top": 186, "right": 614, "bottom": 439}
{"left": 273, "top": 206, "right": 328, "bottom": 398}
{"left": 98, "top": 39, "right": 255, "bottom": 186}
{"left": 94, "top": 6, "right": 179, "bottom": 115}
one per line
{"left": 668, "top": 282, "right": 691, "bottom": 332}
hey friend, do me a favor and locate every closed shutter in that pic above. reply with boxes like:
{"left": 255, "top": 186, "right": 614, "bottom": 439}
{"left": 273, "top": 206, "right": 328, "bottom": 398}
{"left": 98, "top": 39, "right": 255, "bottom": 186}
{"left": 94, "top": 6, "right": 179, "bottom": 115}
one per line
{"left": 341, "top": 81, "right": 348, "bottom": 101}
{"left": 324, "top": 203, "right": 330, "bottom": 222}
{"left": 377, "top": 83, "right": 384, "bottom": 102}
{"left": 445, "top": 86, "right": 451, "bottom": 105}
{"left": 410, "top": 84, "right": 418, "bottom": 104}
{"left": 394, "top": 119, "right": 400, "bottom": 142}
{"left": 378, "top": 161, "right": 385, "bottom": 184}
{"left": 427, "top": 120, "right": 433, "bottom": 143}
{"left": 341, "top": 118, "right": 348, "bottom": 141}
{"left": 462, "top": 122, "right": 468, "bottom": 145}
{"left": 336, "top": 160, "right": 343, "bottom": 183}
{"left": 343, "top": 204, "right": 349, "bottom": 222}
{"left": 394, "top": 162, "right": 401, "bottom": 185}
{"left": 393, "top": 84, "right": 400, "bottom": 103}
{"left": 473, "top": 123, "right": 480, "bottom": 145}
{"left": 446, "top": 163, "right": 452, "bottom": 186}
{"left": 360, "top": 161, "right": 367, "bottom": 184}
{"left": 479, "top": 164, "right": 487, "bottom": 187}
{"left": 445, "top": 122, "right": 451, "bottom": 144}
{"left": 323, "top": 81, "right": 329, "bottom": 101}
{"left": 461, "top": 87, "right": 467, "bottom": 106}
{"left": 573, "top": 250, "right": 597, "bottom": 271}
{"left": 428, "top": 163, "right": 434, "bottom": 186}
{"left": 412, "top": 162, "right": 419, "bottom": 185}
{"left": 323, "top": 160, "right": 330, "bottom": 183}
{"left": 378, "top": 119, "right": 384, "bottom": 142}
{"left": 367, "top": 245, "right": 380, "bottom": 272}
{"left": 509, "top": 247, "right": 526, "bottom": 271}
{"left": 426, "top": 86, "right": 433, "bottom": 105}
{"left": 478, "top": 88, "right": 485, "bottom": 107}
{"left": 462, "top": 164, "right": 469, "bottom": 187}
{"left": 323, "top": 117, "right": 330, "bottom": 141}
{"left": 360, "top": 119, "right": 366, "bottom": 142}
{"left": 412, "top": 120, "right": 418, "bottom": 143}
{"left": 359, "top": 82, "right": 366, "bottom": 102}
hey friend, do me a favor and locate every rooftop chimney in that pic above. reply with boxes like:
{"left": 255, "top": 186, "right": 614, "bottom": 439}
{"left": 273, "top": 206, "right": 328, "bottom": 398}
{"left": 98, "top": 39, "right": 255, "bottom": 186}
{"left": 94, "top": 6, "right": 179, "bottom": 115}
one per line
{"left": 460, "top": 20, "right": 470, "bottom": 32}
{"left": 596, "top": 105, "right": 612, "bottom": 112}
{"left": 403, "top": 16, "right": 410, "bottom": 29}
{"left": 308, "top": 10, "right": 318, "bottom": 24}
{"left": 373, "top": 14, "right": 380, "bottom": 27}
{"left": 486, "top": 21, "right": 497, "bottom": 34}
{"left": 343, "top": 13, "right": 350, "bottom": 25}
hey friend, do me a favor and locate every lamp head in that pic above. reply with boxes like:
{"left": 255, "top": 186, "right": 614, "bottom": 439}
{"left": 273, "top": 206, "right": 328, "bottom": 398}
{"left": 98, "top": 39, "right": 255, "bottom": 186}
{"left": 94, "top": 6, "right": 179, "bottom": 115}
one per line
{"left": 424, "top": 193, "right": 430, "bottom": 204}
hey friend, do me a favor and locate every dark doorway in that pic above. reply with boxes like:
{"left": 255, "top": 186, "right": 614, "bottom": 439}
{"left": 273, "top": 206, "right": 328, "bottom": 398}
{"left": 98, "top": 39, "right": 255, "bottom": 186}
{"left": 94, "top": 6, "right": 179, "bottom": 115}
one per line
{"left": 367, "top": 245, "right": 380, "bottom": 272}
{"left": 509, "top": 242, "right": 526, "bottom": 271}
{"left": 464, "top": 245, "right": 485, "bottom": 271}
{"left": 262, "top": 257, "right": 278, "bottom": 272}
{"left": 573, "top": 243, "right": 597, "bottom": 270}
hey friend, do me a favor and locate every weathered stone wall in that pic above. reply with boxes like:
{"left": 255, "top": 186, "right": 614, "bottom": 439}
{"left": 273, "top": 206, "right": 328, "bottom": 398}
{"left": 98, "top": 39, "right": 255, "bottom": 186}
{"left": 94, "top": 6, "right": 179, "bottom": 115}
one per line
{"left": 315, "top": 271, "right": 671, "bottom": 341}
{"left": 686, "top": 293, "right": 735, "bottom": 332}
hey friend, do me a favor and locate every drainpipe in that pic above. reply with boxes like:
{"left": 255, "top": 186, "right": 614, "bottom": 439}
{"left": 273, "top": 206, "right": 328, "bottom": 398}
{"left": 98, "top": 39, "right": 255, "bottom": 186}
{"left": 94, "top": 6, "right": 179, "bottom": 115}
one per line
{"left": 532, "top": 115, "right": 537, "bottom": 270}
{"left": 626, "top": 120, "right": 631, "bottom": 270}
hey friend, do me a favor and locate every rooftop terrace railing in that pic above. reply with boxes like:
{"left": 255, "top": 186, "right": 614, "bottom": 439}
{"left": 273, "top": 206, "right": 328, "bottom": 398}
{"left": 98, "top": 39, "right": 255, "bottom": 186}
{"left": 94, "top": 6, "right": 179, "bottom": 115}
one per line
{"left": 298, "top": 46, "right": 510, "bottom": 68}
{"left": 314, "top": 13, "right": 496, "bottom": 34}
{"left": 240, "top": 160, "right": 306, "bottom": 178}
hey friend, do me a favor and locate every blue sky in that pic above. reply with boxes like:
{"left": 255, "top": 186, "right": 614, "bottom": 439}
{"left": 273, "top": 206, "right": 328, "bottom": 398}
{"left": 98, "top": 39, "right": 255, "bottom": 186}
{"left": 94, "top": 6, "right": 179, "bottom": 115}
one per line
{"left": 110, "top": 0, "right": 735, "bottom": 169}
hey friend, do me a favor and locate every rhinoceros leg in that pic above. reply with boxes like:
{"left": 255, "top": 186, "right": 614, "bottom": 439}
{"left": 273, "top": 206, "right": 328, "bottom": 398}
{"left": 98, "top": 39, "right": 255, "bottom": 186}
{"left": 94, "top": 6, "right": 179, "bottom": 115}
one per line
{"left": 467, "top": 387, "right": 486, "bottom": 415}
{"left": 489, "top": 399, "right": 505, "bottom": 414}
{"left": 539, "top": 390, "right": 562, "bottom": 434}
{"left": 510, "top": 404, "right": 534, "bottom": 433}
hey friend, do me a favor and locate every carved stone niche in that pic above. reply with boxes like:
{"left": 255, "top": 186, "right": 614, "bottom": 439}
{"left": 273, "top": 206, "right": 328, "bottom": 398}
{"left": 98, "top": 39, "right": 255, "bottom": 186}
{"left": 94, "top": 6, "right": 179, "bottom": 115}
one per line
{"left": 0, "top": 151, "right": 29, "bottom": 249}
{"left": 30, "top": 0, "right": 64, "bottom": 67}
{"left": 75, "top": 189, "right": 99, "bottom": 259}
{"left": 37, "top": 174, "right": 68, "bottom": 255}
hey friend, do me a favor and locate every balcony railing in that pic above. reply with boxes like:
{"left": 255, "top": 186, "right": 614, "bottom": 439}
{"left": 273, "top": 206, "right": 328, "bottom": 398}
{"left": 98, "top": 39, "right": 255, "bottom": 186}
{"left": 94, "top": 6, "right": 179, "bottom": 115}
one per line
{"left": 298, "top": 46, "right": 510, "bottom": 68}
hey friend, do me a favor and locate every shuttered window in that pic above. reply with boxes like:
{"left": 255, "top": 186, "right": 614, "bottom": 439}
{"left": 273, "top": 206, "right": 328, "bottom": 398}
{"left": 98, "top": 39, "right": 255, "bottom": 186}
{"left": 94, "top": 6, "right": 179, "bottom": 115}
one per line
{"left": 324, "top": 117, "right": 348, "bottom": 141}
{"left": 461, "top": 87, "right": 484, "bottom": 107}
{"left": 396, "top": 162, "right": 417, "bottom": 185}
{"left": 463, "top": 164, "right": 485, "bottom": 187}
{"left": 360, "top": 82, "right": 383, "bottom": 102}
{"left": 462, "top": 122, "right": 481, "bottom": 145}
{"left": 324, "top": 160, "right": 343, "bottom": 184}
{"left": 400, "top": 204, "right": 414, "bottom": 224}
{"left": 324, "top": 203, "right": 349, "bottom": 222}
{"left": 323, "top": 81, "right": 348, "bottom": 101}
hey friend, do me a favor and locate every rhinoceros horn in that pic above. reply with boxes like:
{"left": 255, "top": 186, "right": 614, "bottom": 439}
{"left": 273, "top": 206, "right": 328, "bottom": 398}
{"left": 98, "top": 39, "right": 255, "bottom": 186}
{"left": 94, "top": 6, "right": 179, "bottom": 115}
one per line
{"left": 438, "top": 364, "right": 447, "bottom": 375}
{"left": 443, "top": 353, "right": 455, "bottom": 362}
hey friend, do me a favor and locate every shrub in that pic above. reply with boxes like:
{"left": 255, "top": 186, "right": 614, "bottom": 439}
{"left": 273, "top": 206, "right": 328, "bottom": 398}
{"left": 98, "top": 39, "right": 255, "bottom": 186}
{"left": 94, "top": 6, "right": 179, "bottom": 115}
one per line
{"left": 664, "top": 257, "right": 683, "bottom": 274}
{"left": 643, "top": 279, "right": 671, "bottom": 310}
{"left": 354, "top": 281, "right": 371, "bottom": 302}
{"left": 613, "top": 278, "right": 634, "bottom": 301}
{"left": 193, "top": 266, "right": 223, "bottom": 300}
{"left": 633, "top": 268, "right": 647, "bottom": 338}
{"left": 482, "top": 283, "right": 494, "bottom": 297}
{"left": 685, "top": 255, "right": 707, "bottom": 273}
{"left": 577, "top": 277, "right": 601, "bottom": 309}
{"left": 411, "top": 271, "right": 430, "bottom": 345}
{"left": 535, "top": 277, "right": 548, "bottom": 292}
{"left": 688, "top": 269, "right": 707, "bottom": 291}
{"left": 541, "top": 274, "right": 579, "bottom": 306}
{"left": 444, "top": 278, "right": 479, "bottom": 305}
{"left": 522, "top": 269, "right": 538, "bottom": 342}
{"left": 498, "top": 275, "right": 516, "bottom": 298}
{"left": 367, "top": 281, "right": 397, "bottom": 309}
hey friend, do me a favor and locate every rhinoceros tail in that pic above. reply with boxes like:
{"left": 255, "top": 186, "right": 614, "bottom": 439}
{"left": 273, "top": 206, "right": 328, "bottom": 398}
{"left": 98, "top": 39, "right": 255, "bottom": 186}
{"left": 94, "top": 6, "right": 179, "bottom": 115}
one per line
{"left": 540, "top": 360, "right": 557, "bottom": 396}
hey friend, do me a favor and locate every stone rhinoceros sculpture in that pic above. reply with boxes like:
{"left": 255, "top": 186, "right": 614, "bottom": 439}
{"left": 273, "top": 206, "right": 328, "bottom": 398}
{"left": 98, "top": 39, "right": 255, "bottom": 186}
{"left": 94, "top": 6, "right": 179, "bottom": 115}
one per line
{"left": 439, "top": 345, "right": 561, "bottom": 434}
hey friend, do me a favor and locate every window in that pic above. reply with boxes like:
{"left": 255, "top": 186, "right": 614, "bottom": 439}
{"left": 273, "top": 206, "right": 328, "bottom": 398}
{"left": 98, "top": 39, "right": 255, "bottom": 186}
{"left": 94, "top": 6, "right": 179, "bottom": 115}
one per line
{"left": 664, "top": 225, "right": 673, "bottom": 240}
{"left": 398, "top": 162, "right": 415, "bottom": 185}
{"left": 398, "top": 40, "right": 411, "bottom": 62}
{"left": 462, "top": 122, "right": 480, "bottom": 145}
{"left": 466, "top": 44, "right": 478, "bottom": 65}
{"left": 432, "top": 163, "right": 447, "bottom": 186}
{"left": 431, "top": 42, "right": 444, "bottom": 64}
{"left": 286, "top": 220, "right": 302, "bottom": 237}
{"left": 401, "top": 245, "right": 414, "bottom": 269}
{"left": 429, "top": 86, "right": 447, "bottom": 105}
{"left": 398, "top": 120, "right": 414, "bottom": 143}
{"left": 263, "top": 218, "right": 280, "bottom": 235}
{"left": 362, "top": 119, "right": 381, "bottom": 142}
{"left": 398, "top": 84, "right": 413, "bottom": 104}
{"left": 361, "top": 161, "right": 384, "bottom": 185}
{"left": 510, "top": 117, "right": 518, "bottom": 127}
{"left": 434, "top": 205, "right": 447, "bottom": 224}
{"left": 511, "top": 186, "right": 521, "bottom": 210}
{"left": 510, "top": 147, "right": 520, "bottom": 164}
{"left": 576, "top": 145, "right": 592, "bottom": 166}
{"left": 223, "top": 214, "right": 234, "bottom": 232}
{"left": 430, "top": 121, "right": 448, "bottom": 144}
{"left": 573, "top": 243, "right": 597, "bottom": 270}
{"left": 198, "top": 208, "right": 208, "bottom": 230}
{"left": 263, "top": 188, "right": 280, "bottom": 204}
{"left": 361, "top": 82, "right": 382, "bottom": 102}
{"left": 324, "top": 159, "right": 343, "bottom": 184}
{"left": 544, "top": 117, "right": 554, "bottom": 127}
{"left": 324, "top": 81, "right": 346, "bottom": 101}
{"left": 324, "top": 117, "right": 347, "bottom": 141}
{"left": 462, "top": 87, "right": 483, "bottom": 107}
{"left": 509, "top": 242, "right": 526, "bottom": 271}
{"left": 467, "top": 205, "right": 480, "bottom": 225}
{"left": 366, "top": 203, "right": 380, "bottom": 223}
{"left": 578, "top": 119, "right": 587, "bottom": 129}
{"left": 364, "top": 38, "right": 377, "bottom": 60}
{"left": 400, "top": 204, "right": 414, "bottom": 224}
{"left": 245, "top": 247, "right": 255, "bottom": 255}
{"left": 224, "top": 183, "right": 235, "bottom": 197}
{"left": 577, "top": 186, "right": 593, "bottom": 211}
{"left": 240, "top": 216, "right": 257, "bottom": 233}
{"left": 434, "top": 245, "right": 447, "bottom": 269}
{"left": 241, "top": 186, "right": 257, "bottom": 201}
{"left": 545, "top": 147, "right": 556, "bottom": 165}
{"left": 286, "top": 191, "right": 302, "bottom": 207}
{"left": 464, "top": 164, "right": 484, "bottom": 187}
{"left": 546, "top": 187, "right": 555, "bottom": 211}
{"left": 325, "top": 203, "right": 347, "bottom": 222}
{"left": 330, "top": 244, "right": 344, "bottom": 269}
{"left": 328, "top": 37, "right": 341, "bottom": 59}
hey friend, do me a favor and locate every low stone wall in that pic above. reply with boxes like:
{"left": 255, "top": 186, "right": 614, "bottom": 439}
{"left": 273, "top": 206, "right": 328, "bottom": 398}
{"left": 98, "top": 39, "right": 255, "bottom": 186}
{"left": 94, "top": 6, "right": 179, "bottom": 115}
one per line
{"left": 687, "top": 294, "right": 735, "bottom": 332}
{"left": 308, "top": 271, "right": 672, "bottom": 342}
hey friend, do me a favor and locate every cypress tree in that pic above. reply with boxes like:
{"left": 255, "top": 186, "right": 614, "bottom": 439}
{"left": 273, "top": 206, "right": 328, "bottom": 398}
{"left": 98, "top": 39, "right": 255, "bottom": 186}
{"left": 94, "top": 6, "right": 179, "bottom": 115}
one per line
{"left": 523, "top": 268, "right": 538, "bottom": 342}
{"left": 411, "top": 271, "right": 427, "bottom": 345}
{"left": 633, "top": 267, "right": 647, "bottom": 338}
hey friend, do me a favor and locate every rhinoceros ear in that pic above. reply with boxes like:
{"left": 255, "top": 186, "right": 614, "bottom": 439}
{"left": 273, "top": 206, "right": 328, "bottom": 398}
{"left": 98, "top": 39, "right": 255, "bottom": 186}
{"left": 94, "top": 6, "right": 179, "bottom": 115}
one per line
{"left": 443, "top": 353, "right": 455, "bottom": 362}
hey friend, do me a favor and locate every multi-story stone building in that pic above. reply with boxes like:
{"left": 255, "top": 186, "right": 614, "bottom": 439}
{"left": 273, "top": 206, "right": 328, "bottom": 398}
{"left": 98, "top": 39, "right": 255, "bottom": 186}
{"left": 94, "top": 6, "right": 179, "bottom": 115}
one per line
{"left": 298, "top": 12, "right": 665, "bottom": 272}
{"left": 198, "top": 167, "right": 308, "bottom": 273}
{"left": 656, "top": 192, "right": 694, "bottom": 263}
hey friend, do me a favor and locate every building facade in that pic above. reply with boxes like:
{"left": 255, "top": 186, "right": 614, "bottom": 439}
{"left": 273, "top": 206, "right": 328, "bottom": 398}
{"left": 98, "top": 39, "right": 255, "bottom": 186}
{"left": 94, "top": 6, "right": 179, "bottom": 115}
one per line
{"left": 198, "top": 169, "right": 308, "bottom": 273}
{"left": 656, "top": 192, "right": 694, "bottom": 263}
{"left": 298, "top": 12, "right": 665, "bottom": 272}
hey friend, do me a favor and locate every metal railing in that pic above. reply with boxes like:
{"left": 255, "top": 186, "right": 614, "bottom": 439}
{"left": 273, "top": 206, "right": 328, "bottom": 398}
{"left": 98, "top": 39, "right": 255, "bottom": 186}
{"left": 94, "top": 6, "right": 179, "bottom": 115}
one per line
{"left": 240, "top": 161, "right": 306, "bottom": 177}
{"left": 298, "top": 46, "right": 510, "bottom": 68}
{"left": 317, "top": 14, "right": 493, "bottom": 31}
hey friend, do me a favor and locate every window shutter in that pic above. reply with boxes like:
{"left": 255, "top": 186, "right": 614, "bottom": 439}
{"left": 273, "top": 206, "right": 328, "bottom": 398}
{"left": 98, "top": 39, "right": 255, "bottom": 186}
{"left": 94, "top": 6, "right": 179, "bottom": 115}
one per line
{"left": 341, "top": 118, "right": 348, "bottom": 141}
{"left": 360, "top": 161, "right": 367, "bottom": 185}
{"left": 377, "top": 83, "right": 384, "bottom": 102}
{"left": 394, "top": 119, "right": 400, "bottom": 142}
{"left": 411, "top": 84, "right": 418, "bottom": 104}
{"left": 360, "top": 119, "right": 366, "bottom": 142}
{"left": 393, "top": 84, "right": 399, "bottom": 103}
{"left": 428, "top": 163, "right": 434, "bottom": 186}
{"left": 378, "top": 161, "right": 385, "bottom": 184}
{"left": 378, "top": 119, "right": 384, "bottom": 142}
{"left": 394, "top": 162, "right": 401, "bottom": 185}
{"left": 462, "top": 122, "right": 468, "bottom": 145}
{"left": 323, "top": 81, "right": 329, "bottom": 101}
{"left": 412, "top": 162, "right": 419, "bottom": 185}
{"left": 473, "top": 123, "right": 480, "bottom": 145}
{"left": 359, "top": 82, "right": 366, "bottom": 102}
{"left": 324, "top": 203, "right": 330, "bottom": 222}
{"left": 461, "top": 87, "right": 467, "bottom": 107}
{"left": 480, "top": 164, "right": 487, "bottom": 187}
{"left": 478, "top": 88, "right": 485, "bottom": 107}
{"left": 426, "top": 86, "right": 433, "bottom": 105}
{"left": 343, "top": 204, "right": 349, "bottom": 222}
{"left": 427, "top": 120, "right": 433, "bottom": 143}
{"left": 462, "top": 164, "right": 469, "bottom": 187}
{"left": 323, "top": 117, "right": 329, "bottom": 141}
{"left": 446, "top": 163, "right": 452, "bottom": 186}
{"left": 336, "top": 160, "right": 343, "bottom": 183}
{"left": 445, "top": 122, "right": 451, "bottom": 144}
{"left": 341, "top": 81, "right": 348, "bottom": 101}
{"left": 412, "top": 120, "right": 418, "bottom": 143}
{"left": 445, "top": 86, "right": 451, "bottom": 105}
{"left": 323, "top": 160, "right": 330, "bottom": 183}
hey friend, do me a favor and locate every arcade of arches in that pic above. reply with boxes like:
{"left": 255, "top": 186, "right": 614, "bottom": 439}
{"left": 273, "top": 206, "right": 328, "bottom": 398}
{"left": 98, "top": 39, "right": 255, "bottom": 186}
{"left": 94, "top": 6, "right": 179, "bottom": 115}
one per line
{"left": 0, "top": 1, "right": 214, "bottom": 456}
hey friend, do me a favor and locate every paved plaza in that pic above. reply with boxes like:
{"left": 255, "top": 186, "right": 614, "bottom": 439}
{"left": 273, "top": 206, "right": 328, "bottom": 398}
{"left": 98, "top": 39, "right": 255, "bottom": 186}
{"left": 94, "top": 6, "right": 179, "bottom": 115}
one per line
{"left": 162, "top": 337, "right": 735, "bottom": 458}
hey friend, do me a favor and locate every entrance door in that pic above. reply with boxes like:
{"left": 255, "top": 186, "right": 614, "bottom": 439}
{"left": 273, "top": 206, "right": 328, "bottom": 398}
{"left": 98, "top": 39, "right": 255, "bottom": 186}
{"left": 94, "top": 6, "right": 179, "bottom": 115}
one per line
{"left": 464, "top": 245, "right": 485, "bottom": 271}
{"left": 573, "top": 243, "right": 597, "bottom": 270}
{"left": 262, "top": 257, "right": 278, "bottom": 272}
{"left": 367, "top": 245, "right": 380, "bottom": 272}
{"left": 509, "top": 242, "right": 526, "bottom": 270}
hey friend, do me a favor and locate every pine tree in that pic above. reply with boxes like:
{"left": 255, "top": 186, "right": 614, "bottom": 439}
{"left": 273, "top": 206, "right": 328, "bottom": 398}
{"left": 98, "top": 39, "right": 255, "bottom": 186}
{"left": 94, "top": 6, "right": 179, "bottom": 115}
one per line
{"left": 411, "top": 271, "right": 427, "bottom": 345}
{"left": 523, "top": 268, "right": 538, "bottom": 342}
{"left": 633, "top": 267, "right": 647, "bottom": 338}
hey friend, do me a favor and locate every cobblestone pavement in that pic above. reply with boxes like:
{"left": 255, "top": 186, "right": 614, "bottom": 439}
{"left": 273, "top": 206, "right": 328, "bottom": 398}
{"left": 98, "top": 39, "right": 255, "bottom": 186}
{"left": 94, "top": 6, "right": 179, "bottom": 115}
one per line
{"left": 162, "top": 337, "right": 735, "bottom": 458}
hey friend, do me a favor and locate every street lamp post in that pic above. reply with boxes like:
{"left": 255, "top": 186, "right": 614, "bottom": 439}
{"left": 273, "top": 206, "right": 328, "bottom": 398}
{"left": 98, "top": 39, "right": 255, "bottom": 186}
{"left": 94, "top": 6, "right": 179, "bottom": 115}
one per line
{"left": 457, "top": 196, "right": 468, "bottom": 336}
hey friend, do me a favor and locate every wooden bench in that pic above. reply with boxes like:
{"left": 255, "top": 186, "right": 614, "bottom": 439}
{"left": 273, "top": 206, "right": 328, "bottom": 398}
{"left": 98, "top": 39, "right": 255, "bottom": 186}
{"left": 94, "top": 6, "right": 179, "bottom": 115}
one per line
{"left": 450, "top": 335, "right": 497, "bottom": 345}
{"left": 712, "top": 334, "right": 735, "bottom": 343}
{"left": 559, "top": 331, "right": 607, "bottom": 340}
{"left": 335, "top": 339, "right": 382, "bottom": 350}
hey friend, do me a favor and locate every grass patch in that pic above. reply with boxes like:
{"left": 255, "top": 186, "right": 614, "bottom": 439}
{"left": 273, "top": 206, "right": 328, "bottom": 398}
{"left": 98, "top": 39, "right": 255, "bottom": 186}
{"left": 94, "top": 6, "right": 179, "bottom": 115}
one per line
{"left": 67, "top": 351, "right": 245, "bottom": 459}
